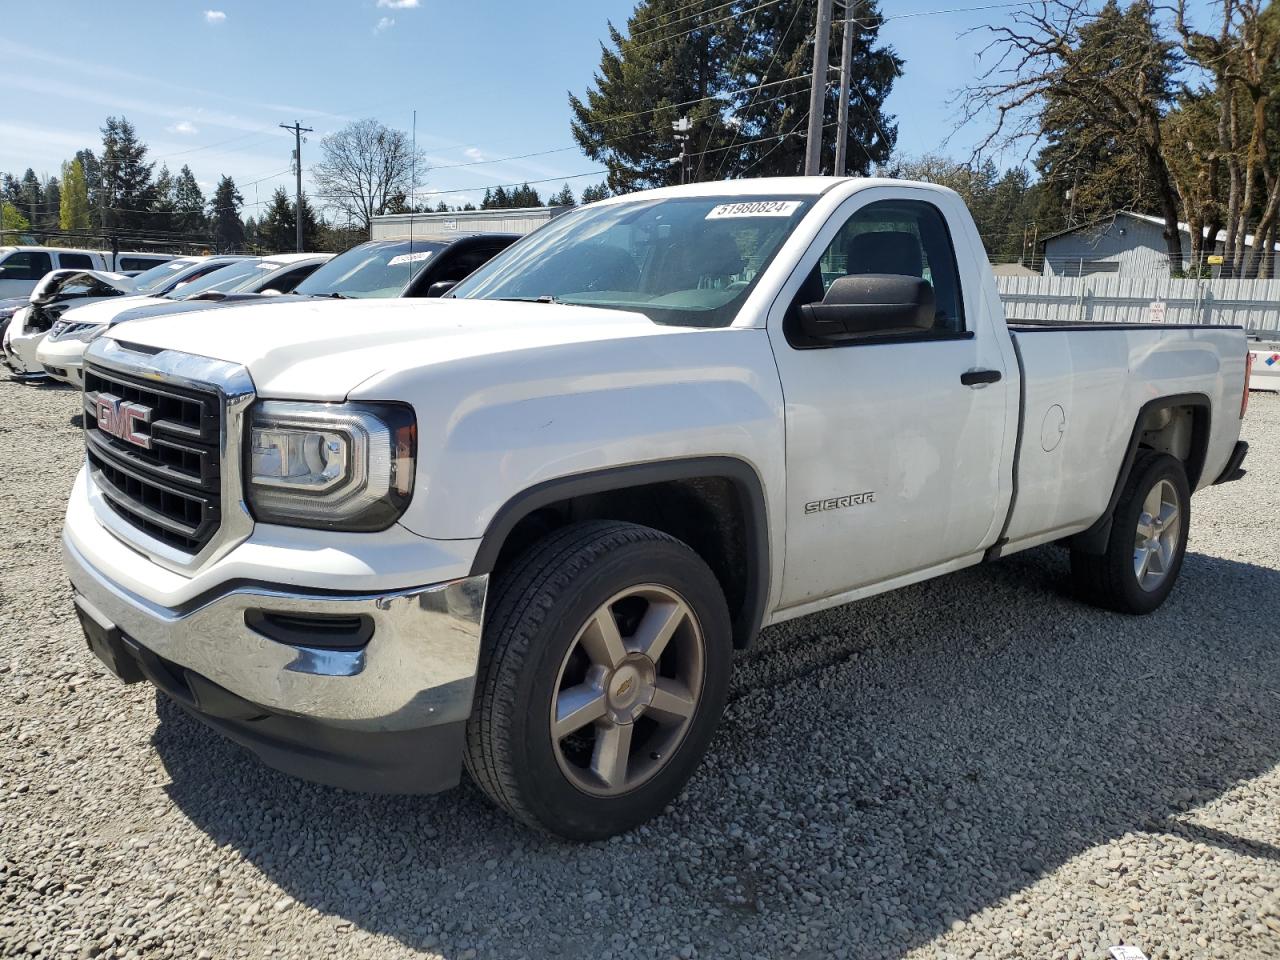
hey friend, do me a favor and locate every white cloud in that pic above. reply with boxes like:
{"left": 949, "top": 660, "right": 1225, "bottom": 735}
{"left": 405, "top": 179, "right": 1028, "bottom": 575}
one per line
{"left": 373, "top": 16, "right": 395, "bottom": 33}
{"left": 463, "top": 147, "right": 486, "bottom": 161}
{"left": 167, "top": 120, "right": 199, "bottom": 135}
{"left": 376, "top": 0, "right": 419, "bottom": 8}
{"left": 204, "top": 10, "right": 226, "bottom": 23}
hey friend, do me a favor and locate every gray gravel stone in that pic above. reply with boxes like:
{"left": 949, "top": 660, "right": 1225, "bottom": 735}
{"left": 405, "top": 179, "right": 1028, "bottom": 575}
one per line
{"left": 1, "top": 379, "right": 1278, "bottom": 960}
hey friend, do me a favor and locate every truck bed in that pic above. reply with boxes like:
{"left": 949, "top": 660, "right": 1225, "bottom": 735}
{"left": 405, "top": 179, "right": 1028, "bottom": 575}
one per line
{"left": 999, "top": 319, "right": 1247, "bottom": 554}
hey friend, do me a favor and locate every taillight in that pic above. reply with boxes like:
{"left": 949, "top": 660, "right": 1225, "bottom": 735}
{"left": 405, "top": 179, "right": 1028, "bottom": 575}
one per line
{"left": 1241, "top": 349, "right": 1254, "bottom": 418}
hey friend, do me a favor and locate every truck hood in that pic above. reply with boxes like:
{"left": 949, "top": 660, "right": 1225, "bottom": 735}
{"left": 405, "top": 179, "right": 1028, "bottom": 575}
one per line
{"left": 61, "top": 295, "right": 169, "bottom": 325}
{"left": 103, "top": 297, "right": 686, "bottom": 399}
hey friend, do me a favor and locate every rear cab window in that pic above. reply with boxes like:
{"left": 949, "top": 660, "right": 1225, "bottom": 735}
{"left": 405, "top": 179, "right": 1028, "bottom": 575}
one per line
{"left": 57, "top": 252, "right": 95, "bottom": 270}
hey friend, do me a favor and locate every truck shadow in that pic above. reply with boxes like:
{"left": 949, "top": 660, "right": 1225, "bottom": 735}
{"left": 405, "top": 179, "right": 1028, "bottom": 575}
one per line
{"left": 151, "top": 546, "right": 1280, "bottom": 959}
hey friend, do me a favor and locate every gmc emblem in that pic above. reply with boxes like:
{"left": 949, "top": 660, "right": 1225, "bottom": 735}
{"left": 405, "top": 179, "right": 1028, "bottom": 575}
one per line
{"left": 96, "top": 393, "right": 152, "bottom": 450}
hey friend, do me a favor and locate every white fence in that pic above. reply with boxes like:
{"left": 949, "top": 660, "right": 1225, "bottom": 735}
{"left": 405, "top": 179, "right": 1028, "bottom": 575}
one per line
{"left": 995, "top": 275, "right": 1280, "bottom": 334}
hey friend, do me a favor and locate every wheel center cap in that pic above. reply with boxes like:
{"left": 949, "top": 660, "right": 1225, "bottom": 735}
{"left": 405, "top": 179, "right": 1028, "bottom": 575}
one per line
{"left": 605, "top": 658, "right": 654, "bottom": 722}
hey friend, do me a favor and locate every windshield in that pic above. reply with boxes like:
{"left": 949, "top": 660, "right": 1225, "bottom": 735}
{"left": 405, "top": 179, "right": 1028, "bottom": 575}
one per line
{"left": 294, "top": 240, "right": 446, "bottom": 298}
{"left": 451, "top": 196, "right": 812, "bottom": 327}
{"left": 170, "top": 259, "right": 264, "bottom": 300}
{"left": 131, "top": 259, "right": 200, "bottom": 295}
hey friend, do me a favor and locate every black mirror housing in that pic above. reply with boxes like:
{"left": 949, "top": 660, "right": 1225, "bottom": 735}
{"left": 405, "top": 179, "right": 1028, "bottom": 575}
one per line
{"left": 798, "top": 274, "right": 935, "bottom": 343}
{"left": 425, "top": 280, "right": 457, "bottom": 299}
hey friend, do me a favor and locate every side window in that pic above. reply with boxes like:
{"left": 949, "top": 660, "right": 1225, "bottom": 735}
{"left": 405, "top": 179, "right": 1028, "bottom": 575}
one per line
{"left": 120, "top": 257, "right": 164, "bottom": 271}
{"left": 58, "top": 252, "right": 95, "bottom": 270}
{"left": 797, "top": 199, "right": 965, "bottom": 335}
{"left": 0, "top": 251, "right": 53, "bottom": 281}
{"left": 261, "top": 266, "right": 315, "bottom": 293}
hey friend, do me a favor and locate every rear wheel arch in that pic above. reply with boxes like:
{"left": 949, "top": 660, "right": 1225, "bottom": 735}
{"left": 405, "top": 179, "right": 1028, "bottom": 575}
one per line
{"left": 468, "top": 457, "right": 770, "bottom": 649}
{"left": 1070, "top": 392, "right": 1210, "bottom": 555}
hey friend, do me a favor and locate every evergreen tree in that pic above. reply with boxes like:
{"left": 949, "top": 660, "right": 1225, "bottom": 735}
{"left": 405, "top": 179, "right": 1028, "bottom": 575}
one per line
{"left": 1032, "top": 2, "right": 1176, "bottom": 233}
{"left": 99, "top": 117, "right": 156, "bottom": 234}
{"left": 731, "top": 1, "right": 900, "bottom": 178}
{"left": 173, "top": 165, "right": 208, "bottom": 237}
{"left": 39, "top": 177, "right": 61, "bottom": 234}
{"left": 244, "top": 216, "right": 259, "bottom": 252}
{"left": 60, "top": 159, "right": 91, "bottom": 233}
{"left": 581, "top": 182, "right": 611, "bottom": 203}
{"left": 150, "top": 164, "right": 178, "bottom": 235}
{"left": 209, "top": 175, "right": 245, "bottom": 251}
{"left": 75, "top": 149, "right": 103, "bottom": 231}
{"left": 570, "top": 1, "right": 900, "bottom": 189}
{"left": 435, "top": 201, "right": 451, "bottom": 213}
{"left": 18, "top": 169, "right": 41, "bottom": 230}
{"left": 548, "top": 184, "right": 576, "bottom": 207}
{"left": 258, "top": 187, "right": 296, "bottom": 252}
{"left": 570, "top": 0, "right": 744, "bottom": 192}
{"left": 481, "top": 186, "right": 511, "bottom": 209}
{"left": 297, "top": 192, "right": 323, "bottom": 250}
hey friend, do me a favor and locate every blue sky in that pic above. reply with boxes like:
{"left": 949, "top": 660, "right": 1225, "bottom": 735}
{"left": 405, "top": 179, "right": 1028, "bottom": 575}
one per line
{"left": 0, "top": 0, "right": 1219, "bottom": 216}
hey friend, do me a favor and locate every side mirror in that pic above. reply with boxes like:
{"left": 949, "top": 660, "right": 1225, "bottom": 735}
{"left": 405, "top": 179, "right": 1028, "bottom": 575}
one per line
{"left": 259, "top": 289, "right": 281, "bottom": 296}
{"left": 425, "top": 280, "right": 457, "bottom": 299}
{"left": 798, "top": 274, "right": 935, "bottom": 343}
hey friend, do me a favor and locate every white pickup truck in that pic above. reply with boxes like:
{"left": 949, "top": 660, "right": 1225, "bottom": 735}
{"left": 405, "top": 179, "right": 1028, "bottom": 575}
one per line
{"left": 63, "top": 178, "right": 1252, "bottom": 839}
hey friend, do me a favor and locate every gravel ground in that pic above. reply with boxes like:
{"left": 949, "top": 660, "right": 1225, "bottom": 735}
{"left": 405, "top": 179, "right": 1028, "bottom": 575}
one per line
{"left": 1, "top": 377, "right": 1278, "bottom": 960}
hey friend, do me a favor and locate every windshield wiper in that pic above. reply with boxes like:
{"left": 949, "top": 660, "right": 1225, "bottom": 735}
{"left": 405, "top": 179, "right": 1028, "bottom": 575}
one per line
{"left": 494, "top": 295, "right": 561, "bottom": 304}
{"left": 325, "top": 292, "right": 348, "bottom": 299}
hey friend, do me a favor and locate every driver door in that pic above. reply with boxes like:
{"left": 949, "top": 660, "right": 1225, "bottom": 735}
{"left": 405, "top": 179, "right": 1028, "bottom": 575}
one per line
{"left": 767, "top": 190, "right": 1010, "bottom": 609}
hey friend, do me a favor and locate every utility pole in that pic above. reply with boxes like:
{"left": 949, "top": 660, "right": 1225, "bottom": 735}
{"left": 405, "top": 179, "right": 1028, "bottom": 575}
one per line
{"left": 833, "top": 1, "right": 856, "bottom": 177}
{"left": 805, "top": 0, "right": 835, "bottom": 176}
{"left": 671, "top": 117, "right": 692, "bottom": 184}
{"left": 279, "top": 121, "right": 313, "bottom": 252}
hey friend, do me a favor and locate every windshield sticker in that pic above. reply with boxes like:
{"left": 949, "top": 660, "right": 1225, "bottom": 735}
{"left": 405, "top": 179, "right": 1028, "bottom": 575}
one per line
{"left": 388, "top": 251, "right": 433, "bottom": 267}
{"left": 167, "top": 262, "right": 187, "bottom": 270}
{"left": 706, "top": 200, "right": 803, "bottom": 220}
{"left": 257, "top": 263, "right": 278, "bottom": 270}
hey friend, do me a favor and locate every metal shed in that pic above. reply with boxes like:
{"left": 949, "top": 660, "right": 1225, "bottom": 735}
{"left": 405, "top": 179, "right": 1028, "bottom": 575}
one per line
{"left": 371, "top": 206, "right": 570, "bottom": 242}
{"left": 1041, "top": 210, "right": 1280, "bottom": 278}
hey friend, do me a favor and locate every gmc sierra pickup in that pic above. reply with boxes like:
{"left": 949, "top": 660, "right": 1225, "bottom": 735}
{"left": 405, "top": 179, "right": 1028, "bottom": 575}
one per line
{"left": 62, "top": 177, "right": 1252, "bottom": 839}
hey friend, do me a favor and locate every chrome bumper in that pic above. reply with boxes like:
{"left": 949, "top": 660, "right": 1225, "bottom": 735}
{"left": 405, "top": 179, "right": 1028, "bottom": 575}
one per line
{"left": 63, "top": 534, "right": 488, "bottom": 732}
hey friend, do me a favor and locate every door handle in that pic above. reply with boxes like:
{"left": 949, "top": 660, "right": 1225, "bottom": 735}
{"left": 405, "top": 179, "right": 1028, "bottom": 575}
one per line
{"left": 961, "top": 369, "right": 1002, "bottom": 386}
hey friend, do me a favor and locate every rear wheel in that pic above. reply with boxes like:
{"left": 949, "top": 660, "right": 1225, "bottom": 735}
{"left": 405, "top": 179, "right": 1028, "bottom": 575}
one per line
{"left": 464, "top": 520, "right": 732, "bottom": 840}
{"left": 1070, "top": 451, "right": 1190, "bottom": 614}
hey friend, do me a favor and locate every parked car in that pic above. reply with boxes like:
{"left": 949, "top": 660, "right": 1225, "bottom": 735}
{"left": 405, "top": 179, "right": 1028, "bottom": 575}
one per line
{"left": 63, "top": 178, "right": 1250, "bottom": 840}
{"left": 2, "top": 270, "right": 135, "bottom": 379}
{"left": 0, "top": 296, "right": 28, "bottom": 344}
{"left": 289, "top": 234, "right": 519, "bottom": 299}
{"left": 1247, "top": 336, "right": 1279, "bottom": 392}
{"left": 0, "top": 246, "right": 175, "bottom": 300}
{"left": 37, "top": 254, "right": 332, "bottom": 388}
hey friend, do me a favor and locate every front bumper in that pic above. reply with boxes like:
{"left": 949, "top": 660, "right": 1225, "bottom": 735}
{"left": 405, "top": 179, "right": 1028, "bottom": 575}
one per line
{"left": 64, "top": 534, "right": 489, "bottom": 793}
{"left": 37, "top": 334, "right": 91, "bottom": 387}
{"left": 6, "top": 329, "right": 48, "bottom": 377}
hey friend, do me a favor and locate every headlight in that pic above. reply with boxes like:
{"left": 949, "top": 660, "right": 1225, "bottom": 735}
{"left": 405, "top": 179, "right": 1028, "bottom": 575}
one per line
{"left": 246, "top": 401, "right": 416, "bottom": 531}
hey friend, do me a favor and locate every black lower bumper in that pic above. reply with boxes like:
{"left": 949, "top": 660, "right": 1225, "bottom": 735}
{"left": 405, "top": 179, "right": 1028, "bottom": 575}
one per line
{"left": 77, "top": 608, "right": 466, "bottom": 795}
{"left": 1213, "top": 440, "right": 1248, "bottom": 485}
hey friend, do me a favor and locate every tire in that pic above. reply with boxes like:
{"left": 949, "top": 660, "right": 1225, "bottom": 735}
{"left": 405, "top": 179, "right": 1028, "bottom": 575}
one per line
{"left": 464, "top": 520, "right": 733, "bottom": 840}
{"left": 1070, "top": 451, "right": 1190, "bottom": 614}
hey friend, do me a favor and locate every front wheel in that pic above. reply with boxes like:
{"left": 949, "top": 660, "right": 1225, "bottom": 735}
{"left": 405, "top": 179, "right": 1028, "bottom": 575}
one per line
{"left": 1070, "top": 451, "right": 1190, "bottom": 614}
{"left": 464, "top": 520, "right": 732, "bottom": 840}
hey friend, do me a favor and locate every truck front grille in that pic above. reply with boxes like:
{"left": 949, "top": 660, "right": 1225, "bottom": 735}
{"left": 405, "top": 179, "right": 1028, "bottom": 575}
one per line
{"left": 83, "top": 365, "right": 223, "bottom": 553}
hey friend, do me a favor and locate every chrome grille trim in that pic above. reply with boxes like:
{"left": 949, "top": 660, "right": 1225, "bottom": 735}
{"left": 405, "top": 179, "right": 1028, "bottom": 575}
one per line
{"left": 82, "top": 337, "right": 256, "bottom": 575}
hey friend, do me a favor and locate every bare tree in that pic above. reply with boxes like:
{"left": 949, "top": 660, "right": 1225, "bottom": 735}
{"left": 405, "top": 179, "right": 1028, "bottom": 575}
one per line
{"left": 312, "top": 119, "right": 427, "bottom": 232}
{"left": 958, "top": 0, "right": 1188, "bottom": 273}
{"left": 1176, "top": 0, "right": 1280, "bottom": 277}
